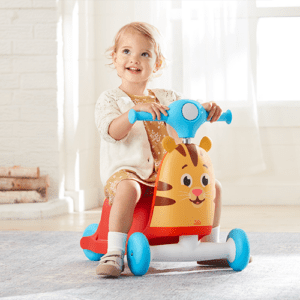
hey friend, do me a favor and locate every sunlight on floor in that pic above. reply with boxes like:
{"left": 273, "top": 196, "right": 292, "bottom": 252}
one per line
{"left": 1, "top": 206, "right": 300, "bottom": 232}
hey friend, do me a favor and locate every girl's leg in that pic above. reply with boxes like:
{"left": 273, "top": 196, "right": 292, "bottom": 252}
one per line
{"left": 109, "top": 179, "right": 141, "bottom": 233}
{"left": 212, "top": 179, "right": 222, "bottom": 228}
{"left": 96, "top": 179, "right": 141, "bottom": 277}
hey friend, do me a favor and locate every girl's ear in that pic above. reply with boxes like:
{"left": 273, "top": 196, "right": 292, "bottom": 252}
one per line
{"left": 112, "top": 51, "right": 117, "bottom": 65}
{"left": 154, "top": 58, "right": 162, "bottom": 73}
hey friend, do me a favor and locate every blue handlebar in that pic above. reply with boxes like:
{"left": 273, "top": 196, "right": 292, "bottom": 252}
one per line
{"left": 128, "top": 99, "right": 232, "bottom": 139}
{"left": 128, "top": 110, "right": 169, "bottom": 123}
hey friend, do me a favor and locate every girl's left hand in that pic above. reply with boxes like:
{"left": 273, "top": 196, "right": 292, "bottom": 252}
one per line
{"left": 202, "top": 102, "right": 222, "bottom": 123}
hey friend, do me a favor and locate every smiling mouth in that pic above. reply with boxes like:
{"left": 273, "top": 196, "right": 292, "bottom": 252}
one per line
{"left": 126, "top": 67, "right": 141, "bottom": 72}
{"left": 189, "top": 197, "right": 205, "bottom": 205}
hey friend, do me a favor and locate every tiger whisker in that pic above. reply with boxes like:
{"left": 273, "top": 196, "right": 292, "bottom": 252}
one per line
{"left": 178, "top": 197, "right": 189, "bottom": 202}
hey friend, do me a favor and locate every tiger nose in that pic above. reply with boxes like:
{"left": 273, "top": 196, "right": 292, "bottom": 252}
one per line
{"left": 192, "top": 189, "right": 203, "bottom": 196}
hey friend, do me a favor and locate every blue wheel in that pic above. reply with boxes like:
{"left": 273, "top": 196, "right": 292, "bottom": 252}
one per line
{"left": 82, "top": 223, "right": 103, "bottom": 261}
{"left": 127, "top": 232, "right": 151, "bottom": 276}
{"left": 226, "top": 228, "right": 250, "bottom": 271}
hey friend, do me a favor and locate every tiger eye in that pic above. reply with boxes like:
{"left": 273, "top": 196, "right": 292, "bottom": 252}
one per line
{"left": 202, "top": 176, "right": 208, "bottom": 186}
{"left": 201, "top": 173, "right": 210, "bottom": 187}
{"left": 183, "top": 176, "right": 191, "bottom": 186}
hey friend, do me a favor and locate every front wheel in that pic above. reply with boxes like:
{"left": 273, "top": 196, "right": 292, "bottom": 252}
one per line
{"left": 127, "top": 232, "right": 151, "bottom": 276}
{"left": 226, "top": 228, "right": 250, "bottom": 271}
{"left": 82, "top": 223, "right": 103, "bottom": 261}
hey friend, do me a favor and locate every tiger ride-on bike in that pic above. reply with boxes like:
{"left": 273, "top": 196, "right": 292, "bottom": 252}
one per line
{"left": 80, "top": 99, "right": 250, "bottom": 276}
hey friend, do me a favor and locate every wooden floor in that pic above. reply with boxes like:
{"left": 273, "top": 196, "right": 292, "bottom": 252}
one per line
{"left": 1, "top": 206, "right": 300, "bottom": 232}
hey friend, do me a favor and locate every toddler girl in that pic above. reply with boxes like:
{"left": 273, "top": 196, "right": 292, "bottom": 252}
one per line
{"left": 95, "top": 22, "right": 223, "bottom": 277}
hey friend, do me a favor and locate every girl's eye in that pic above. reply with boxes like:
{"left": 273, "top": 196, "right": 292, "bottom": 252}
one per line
{"left": 123, "top": 49, "right": 130, "bottom": 54}
{"left": 142, "top": 52, "right": 149, "bottom": 57}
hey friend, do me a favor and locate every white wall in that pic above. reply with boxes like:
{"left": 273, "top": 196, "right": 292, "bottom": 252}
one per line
{"left": 222, "top": 117, "right": 300, "bottom": 205}
{"left": 1, "top": 0, "right": 299, "bottom": 213}
{"left": 0, "top": 0, "right": 63, "bottom": 202}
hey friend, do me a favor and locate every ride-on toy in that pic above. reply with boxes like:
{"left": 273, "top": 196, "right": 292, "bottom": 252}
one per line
{"left": 80, "top": 99, "right": 250, "bottom": 276}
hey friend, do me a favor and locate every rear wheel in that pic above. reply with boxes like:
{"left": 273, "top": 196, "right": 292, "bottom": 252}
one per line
{"left": 226, "top": 228, "right": 250, "bottom": 271}
{"left": 82, "top": 223, "right": 103, "bottom": 261}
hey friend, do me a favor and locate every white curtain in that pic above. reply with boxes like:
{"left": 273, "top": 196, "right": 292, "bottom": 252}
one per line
{"left": 145, "top": 0, "right": 266, "bottom": 179}
{"left": 58, "top": 0, "right": 100, "bottom": 211}
{"left": 59, "top": 0, "right": 266, "bottom": 209}
{"left": 180, "top": 0, "right": 266, "bottom": 179}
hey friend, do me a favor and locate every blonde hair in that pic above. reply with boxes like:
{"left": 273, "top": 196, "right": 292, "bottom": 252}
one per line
{"left": 106, "top": 22, "right": 167, "bottom": 76}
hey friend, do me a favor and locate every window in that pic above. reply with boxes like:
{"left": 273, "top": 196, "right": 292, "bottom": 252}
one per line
{"left": 256, "top": 0, "right": 300, "bottom": 7}
{"left": 254, "top": 1, "right": 300, "bottom": 101}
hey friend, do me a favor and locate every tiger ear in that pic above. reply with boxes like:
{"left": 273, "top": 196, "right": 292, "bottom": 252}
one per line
{"left": 199, "top": 136, "right": 212, "bottom": 152}
{"left": 162, "top": 136, "right": 177, "bottom": 153}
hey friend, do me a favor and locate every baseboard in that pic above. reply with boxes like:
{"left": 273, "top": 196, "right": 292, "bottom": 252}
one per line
{"left": 0, "top": 197, "right": 74, "bottom": 220}
{"left": 65, "top": 187, "right": 102, "bottom": 212}
{"left": 222, "top": 182, "right": 300, "bottom": 205}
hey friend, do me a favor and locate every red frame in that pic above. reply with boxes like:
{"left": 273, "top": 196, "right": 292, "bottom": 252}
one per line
{"left": 80, "top": 154, "right": 212, "bottom": 255}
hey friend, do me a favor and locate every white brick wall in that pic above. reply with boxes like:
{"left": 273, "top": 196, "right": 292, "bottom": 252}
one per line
{"left": 0, "top": 0, "right": 60, "bottom": 200}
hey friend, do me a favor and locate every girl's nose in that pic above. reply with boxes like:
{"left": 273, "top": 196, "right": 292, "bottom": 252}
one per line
{"left": 131, "top": 55, "right": 140, "bottom": 64}
{"left": 192, "top": 189, "right": 203, "bottom": 196}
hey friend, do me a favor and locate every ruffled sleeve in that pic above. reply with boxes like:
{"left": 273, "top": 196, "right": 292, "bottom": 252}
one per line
{"left": 172, "top": 90, "right": 183, "bottom": 101}
{"left": 151, "top": 89, "right": 183, "bottom": 106}
{"left": 95, "top": 90, "right": 128, "bottom": 144}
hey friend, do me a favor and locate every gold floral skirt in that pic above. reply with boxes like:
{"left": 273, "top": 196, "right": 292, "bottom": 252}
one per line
{"left": 104, "top": 169, "right": 156, "bottom": 205}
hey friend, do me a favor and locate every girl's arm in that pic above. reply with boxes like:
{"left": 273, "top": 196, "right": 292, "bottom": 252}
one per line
{"left": 108, "top": 102, "right": 170, "bottom": 141}
{"left": 108, "top": 110, "right": 133, "bottom": 141}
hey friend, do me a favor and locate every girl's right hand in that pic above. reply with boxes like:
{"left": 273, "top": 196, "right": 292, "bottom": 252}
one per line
{"left": 134, "top": 102, "right": 170, "bottom": 121}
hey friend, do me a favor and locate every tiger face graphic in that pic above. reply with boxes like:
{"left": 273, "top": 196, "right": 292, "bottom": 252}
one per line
{"left": 150, "top": 136, "right": 215, "bottom": 228}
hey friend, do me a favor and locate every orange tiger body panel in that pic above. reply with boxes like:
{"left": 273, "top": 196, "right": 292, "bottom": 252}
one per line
{"left": 150, "top": 136, "right": 215, "bottom": 230}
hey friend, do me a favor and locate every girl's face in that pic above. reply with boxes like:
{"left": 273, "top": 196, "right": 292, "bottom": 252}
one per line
{"left": 113, "top": 30, "right": 160, "bottom": 91}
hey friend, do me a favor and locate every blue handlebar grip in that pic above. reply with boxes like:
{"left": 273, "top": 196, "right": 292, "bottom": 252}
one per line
{"left": 219, "top": 109, "right": 232, "bottom": 124}
{"left": 128, "top": 109, "right": 168, "bottom": 124}
{"left": 206, "top": 109, "right": 232, "bottom": 124}
{"left": 128, "top": 109, "right": 137, "bottom": 124}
